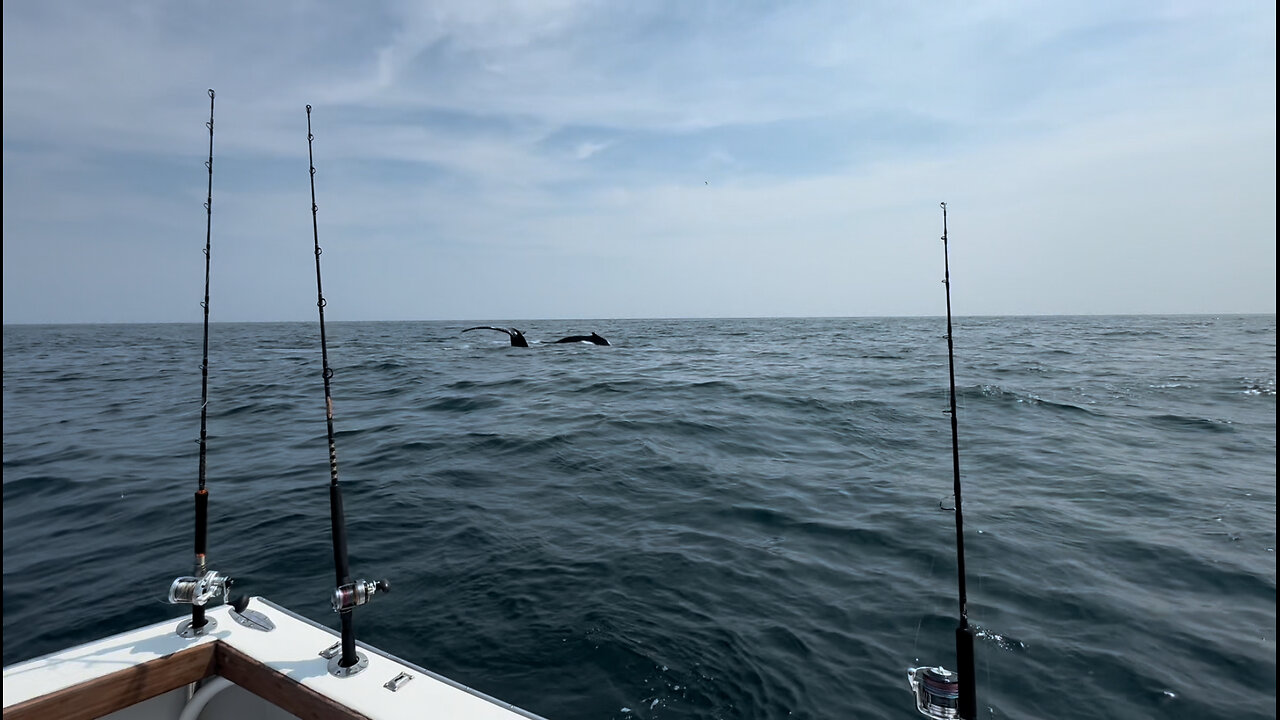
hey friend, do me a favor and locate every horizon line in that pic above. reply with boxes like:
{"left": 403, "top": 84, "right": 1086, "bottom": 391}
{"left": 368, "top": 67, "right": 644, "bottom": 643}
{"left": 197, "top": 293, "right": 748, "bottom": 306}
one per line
{"left": 4, "top": 311, "right": 1277, "bottom": 327}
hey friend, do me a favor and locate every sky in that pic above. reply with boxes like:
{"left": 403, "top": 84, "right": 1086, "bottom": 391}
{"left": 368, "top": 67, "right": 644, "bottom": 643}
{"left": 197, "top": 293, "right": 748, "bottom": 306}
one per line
{"left": 2, "top": 1, "right": 1276, "bottom": 323}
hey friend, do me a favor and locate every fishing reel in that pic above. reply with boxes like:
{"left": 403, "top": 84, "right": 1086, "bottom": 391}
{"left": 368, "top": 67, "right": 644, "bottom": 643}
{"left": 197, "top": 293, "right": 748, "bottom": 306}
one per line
{"left": 169, "top": 569, "right": 232, "bottom": 607}
{"left": 907, "top": 665, "right": 961, "bottom": 719}
{"left": 169, "top": 569, "right": 233, "bottom": 638}
{"left": 332, "top": 579, "right": 390, "bottom": 613}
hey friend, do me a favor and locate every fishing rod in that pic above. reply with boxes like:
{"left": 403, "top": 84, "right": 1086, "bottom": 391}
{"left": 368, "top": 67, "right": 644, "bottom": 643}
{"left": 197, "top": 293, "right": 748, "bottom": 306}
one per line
{"left": 908, "top": 202, "right": 977, "bottom": 719}
{"left": 306, "top": 104, "right": 389, "bottom": 677}
{"left": 169, "top": 89, "right": 234, "bottom": 635}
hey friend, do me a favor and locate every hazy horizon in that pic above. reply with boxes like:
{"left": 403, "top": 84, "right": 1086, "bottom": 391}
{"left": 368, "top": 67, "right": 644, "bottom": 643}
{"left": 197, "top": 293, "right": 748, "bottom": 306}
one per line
{"left": 4, "top": 311, "right": 1276, "bottom": 328}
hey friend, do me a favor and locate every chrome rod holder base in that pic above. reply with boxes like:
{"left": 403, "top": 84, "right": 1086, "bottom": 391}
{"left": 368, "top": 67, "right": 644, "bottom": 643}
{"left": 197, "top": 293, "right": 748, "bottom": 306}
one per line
{"left": 327, "top": 651, "right": 369, "bottom": 678}
{"left": 175, "top": 617, "right": 218, "bottom": 639}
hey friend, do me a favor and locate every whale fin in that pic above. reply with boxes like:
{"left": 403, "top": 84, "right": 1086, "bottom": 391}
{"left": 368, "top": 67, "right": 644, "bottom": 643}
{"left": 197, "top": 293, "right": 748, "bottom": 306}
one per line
{"left": 462, "top": 326, "right": 528, "bottom": 347}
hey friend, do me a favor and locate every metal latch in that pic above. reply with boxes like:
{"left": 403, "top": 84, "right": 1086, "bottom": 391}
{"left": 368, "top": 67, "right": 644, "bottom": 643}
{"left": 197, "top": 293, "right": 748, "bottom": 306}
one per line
{"left": 384, "top": 673, "right": 413, "bottom": 692}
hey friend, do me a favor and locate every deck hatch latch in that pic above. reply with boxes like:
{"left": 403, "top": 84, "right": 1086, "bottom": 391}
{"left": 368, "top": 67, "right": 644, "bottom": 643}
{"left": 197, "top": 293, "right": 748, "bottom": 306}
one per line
{"left": 229, "top": 606, "right": 275, "bottom": 632}
{"left": 384, "top": 672, "right": 413, "bottom": 692}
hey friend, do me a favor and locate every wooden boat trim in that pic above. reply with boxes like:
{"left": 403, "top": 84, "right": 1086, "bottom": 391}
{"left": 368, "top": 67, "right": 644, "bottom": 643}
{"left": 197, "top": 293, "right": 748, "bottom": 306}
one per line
{"left": 2, "top": 642, "right": 216, "bottom": 720}
{"left": 1, "top": 637, "right": 365, "bottom": 720}
{"left": 213, "top": 642, "right": 368, "bottom": 720}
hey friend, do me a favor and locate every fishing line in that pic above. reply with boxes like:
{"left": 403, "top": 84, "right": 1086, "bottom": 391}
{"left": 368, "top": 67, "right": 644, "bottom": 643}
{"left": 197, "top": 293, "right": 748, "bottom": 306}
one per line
{"left": 911, "top": 550, "right": 939, "bottom": 657}
{"left": 305, "top": 104, "right": 388, "bottom": 677}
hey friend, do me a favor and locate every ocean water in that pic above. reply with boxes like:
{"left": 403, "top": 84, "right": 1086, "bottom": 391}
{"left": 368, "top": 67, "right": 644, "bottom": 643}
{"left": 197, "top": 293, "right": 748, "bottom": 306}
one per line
{"left": 2, "top": 315, "right": 1275, "bottom": 719}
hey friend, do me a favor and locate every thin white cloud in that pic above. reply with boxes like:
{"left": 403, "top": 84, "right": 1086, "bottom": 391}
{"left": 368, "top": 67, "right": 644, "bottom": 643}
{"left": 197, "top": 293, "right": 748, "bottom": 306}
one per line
{"left": 573, "top": 141, "right": 610, "bottom": 161}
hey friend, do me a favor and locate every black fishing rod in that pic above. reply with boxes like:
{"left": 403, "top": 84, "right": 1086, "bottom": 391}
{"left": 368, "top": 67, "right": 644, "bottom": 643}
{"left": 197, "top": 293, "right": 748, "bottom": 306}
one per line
{"left": 942, "top": 202, "right": 978, "bottom": 719}
{"left": 306, "top": 104, "right": 388, "bottom": 677}
{"left": 908, "top": 202, "right": 977, "bottom": 719}
{"left": 169, "top": 89, "right": 233, "bottom": 635}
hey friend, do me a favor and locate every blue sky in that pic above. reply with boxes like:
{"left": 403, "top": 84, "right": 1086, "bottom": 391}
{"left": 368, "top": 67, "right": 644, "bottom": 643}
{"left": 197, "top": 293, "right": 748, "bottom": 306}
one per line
{"left": 3, "top": 1, "right": 1275, "bottom": 323}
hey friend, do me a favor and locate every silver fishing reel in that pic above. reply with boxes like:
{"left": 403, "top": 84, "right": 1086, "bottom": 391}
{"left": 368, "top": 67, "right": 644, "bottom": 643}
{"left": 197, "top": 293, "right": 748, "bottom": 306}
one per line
{"left": 332, "top": 579, "right": 389, "bottom": 613}
{"left": 169, "top": 570, "right": 233, "bottom": 638}
{"left": 169, "top": 570, "right": 232, "bottom": 607}
{"left": 907, "top": 665, "right": 961, "bottom": 719}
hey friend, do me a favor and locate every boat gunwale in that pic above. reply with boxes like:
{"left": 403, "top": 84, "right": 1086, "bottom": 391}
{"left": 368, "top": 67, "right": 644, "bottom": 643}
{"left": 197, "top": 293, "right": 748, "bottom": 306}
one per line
{"left": 254, "top": 597, "right": 547, "bottom": 720}
{"left": 3, "top": 597, "right": 548, "bottom": 720}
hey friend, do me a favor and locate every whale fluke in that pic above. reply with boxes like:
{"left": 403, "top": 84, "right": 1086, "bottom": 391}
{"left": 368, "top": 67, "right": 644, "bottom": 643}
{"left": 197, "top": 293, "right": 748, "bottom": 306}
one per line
{"left": 463, "top": 326, "right": 529, "bottom": 347}
{"left": 551, "top": 332, "right": 610, "bottom": 346}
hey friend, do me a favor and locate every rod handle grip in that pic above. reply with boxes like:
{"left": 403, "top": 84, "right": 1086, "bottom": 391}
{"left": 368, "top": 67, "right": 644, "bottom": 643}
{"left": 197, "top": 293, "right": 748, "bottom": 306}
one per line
{"left": 956, "top": 625, "right": 977, "bottom": 719}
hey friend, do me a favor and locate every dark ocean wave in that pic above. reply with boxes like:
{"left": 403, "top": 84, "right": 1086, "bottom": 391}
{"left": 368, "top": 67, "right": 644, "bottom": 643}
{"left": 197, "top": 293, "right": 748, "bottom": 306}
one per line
{"left": 1147, "top": 413, "right": 1238, "bottom": 433}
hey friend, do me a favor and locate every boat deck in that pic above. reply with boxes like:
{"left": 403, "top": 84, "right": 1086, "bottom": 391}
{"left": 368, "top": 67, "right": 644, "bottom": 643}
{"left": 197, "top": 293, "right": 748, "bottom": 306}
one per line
{"left": 2, "top": 597, "right": 545, "bottom": 720}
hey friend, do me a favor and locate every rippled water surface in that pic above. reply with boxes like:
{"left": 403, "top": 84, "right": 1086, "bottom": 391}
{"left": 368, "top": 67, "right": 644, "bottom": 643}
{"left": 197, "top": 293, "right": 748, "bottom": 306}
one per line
{"left": 3, "top": 316, "right": 1275, "bottom": 719}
